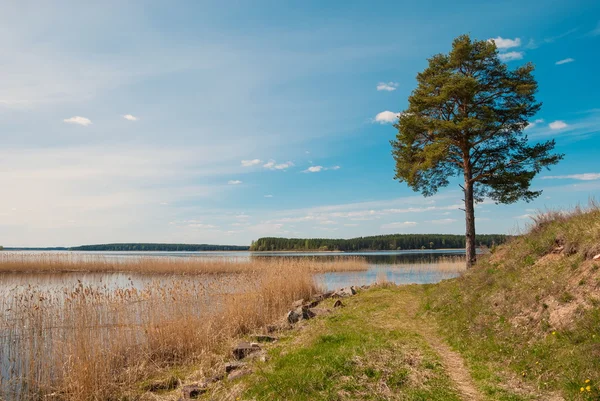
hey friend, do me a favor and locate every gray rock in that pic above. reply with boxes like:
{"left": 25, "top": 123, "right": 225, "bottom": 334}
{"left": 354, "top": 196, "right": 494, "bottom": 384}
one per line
{"left": 309, "top": 307, "right": 332, "bottom": 316}
{"left": 306, "top": 299, "right": 320, "bottom": 308}
{"left": 301, "top": 306, "right": 316, "bottom": 320}
{"left": 232, "top": 342, "right": 261, "bottom": 360}
{"left": 333, "top": 299, "right": 344, "bottom": 308}
{"left": 287, "top": 309, "right": 302, "bottom": 324}
{"left": 227, "top": 368, "right": 252, "bottom": 381}
{"left": 180, "top": 384, "right": 207, "bottom": 399}
{"left": 291, "top": 299, "right": 304, "bottom": 308}
{"left": 225, "top": 361, "right": 245, "bottom": 374}
{"left": 332, "top": 287, "right": 355, "bottom": 298}
{"left": 593, "top": 253, "right": 600, "bottom": 261}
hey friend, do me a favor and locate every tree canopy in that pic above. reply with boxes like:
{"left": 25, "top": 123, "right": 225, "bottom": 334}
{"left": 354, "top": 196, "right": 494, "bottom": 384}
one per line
{"left": 391, "top": 35, "right": 563, "bottom": 266}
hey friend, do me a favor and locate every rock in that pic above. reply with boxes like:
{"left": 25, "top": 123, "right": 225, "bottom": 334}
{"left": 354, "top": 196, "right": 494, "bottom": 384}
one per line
{"left": 332, "top": 287, "right": 355, "bottom": 298}
{"left": 253, "top": 334, "right": 277, "bottom": 343}
{"left": 292, "top": 299, "right": 304, "bottom": 308}
{"left": 593, "top": 254, "right": 600, "bottom": 261}
{"left": 266, "top": 324, "right": 279, "bottom": 333}
{"left": 333, "top": 299, "right": 344, "bottom": 308}
{"left": 199, "top": 373, "right": 224, "bottom": 387}
{"left": 301, "top": 306, "right": 316, "bottom": 320}
{"left": 225, "top": 361, "right": 245, "bottom": 374}
{"left": 309, "top": 307, "right": 332, "bottom": 317}
{"left": 360, "top": 284, "right": 371, "bottom": 290}
{"left": 180, "top": 384, "right": 207, "bottom": 399}
{"left": 306, "top": 299, "right": 320, "bottom": 308}
{"left": 227, "top": 368, "right": 252, "bottom": 381}
{"left": 232, "top": 342, "right": 261, "bottom": 360}
{"left": 287, "top": 309, "right": 302, "bottom": 324}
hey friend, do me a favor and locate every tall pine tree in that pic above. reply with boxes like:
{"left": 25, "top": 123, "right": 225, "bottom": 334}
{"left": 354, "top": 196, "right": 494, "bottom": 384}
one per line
{"left": 391, "top": 35, "right": 563, "bottom": 267}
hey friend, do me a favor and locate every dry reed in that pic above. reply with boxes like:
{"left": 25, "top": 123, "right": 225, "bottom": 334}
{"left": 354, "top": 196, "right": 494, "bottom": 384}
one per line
{"left": 0, "top": 257, "right": 367, "bottom": 401}
{"left": 0, "top": 253, "right": 369, "bottom": 274}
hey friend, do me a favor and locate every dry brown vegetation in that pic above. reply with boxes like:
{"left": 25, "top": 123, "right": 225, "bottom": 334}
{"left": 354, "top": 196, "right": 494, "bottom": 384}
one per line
{"left": 0, "top": 253, "right": 369, "bottom": 274}
{"left": 0, "top": 257, "right": 367, "bottom": 401}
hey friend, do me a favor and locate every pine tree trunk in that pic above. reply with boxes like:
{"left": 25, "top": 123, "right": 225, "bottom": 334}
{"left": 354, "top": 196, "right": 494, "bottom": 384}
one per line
{"left": 464, "top": 176, "right": 477, "bottom": 268}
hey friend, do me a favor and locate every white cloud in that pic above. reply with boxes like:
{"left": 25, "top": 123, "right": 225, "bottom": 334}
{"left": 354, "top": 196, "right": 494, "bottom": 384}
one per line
{"left": 373, "top": 111, "right": 400, "bottom": 124}
{"left": 241, "top": 159, "right": 262, "bottom": 167}
{"left": 228, "top": 180, "right": 242, "bottom": 185}
{"left": 489, "top": 37, "right": 521, "bottom": 49}
{"left": 542, "top": 173, "right": 600, "bottom": 181}
{"left": 589, "top": 21, "right": 600, "bottom": 36}
{"left": 264, "top": 194, "right": 273, "bottom": 198}
{"left": 549, "top": 120, "right": 568, "bottom": 130}
{"left": 302, "top": 165, "right": 340, "bottom": 173}
{"left": 376, "top": 82, "right": 398, "bottom": 91}
{"left": 304, "top": 166, "right": 323, "bottom": 173}
{"left": 524, "top": 118, "right": 545, "bottom": 130}
{"left": 555, "top": 58, "right": 574, "bottom": 65}
{"left": 498, "top": 51, "right": 524, "bottom": 62}
{"left": 381, "top": 221, "right": 418, "bottom": 230}
{"left": 63, "top": 116, "right": 92, "bottom": 126}
{"left": 123, "top": 114, "right": 138, "bottom": 121}
{"left": 343, "top": 223, "right": 358, "bottom": 227}
{"left": 428, "top": 218, "right": 457, "bottom": 224}
{"left": 319, "top": 220, "right": 337, "bottom": 225}
{"left": 263, "top": 160, "right": 294, "bottom": 170}
{"left": 188, "top": 223, "right": 217, "bottom": 229}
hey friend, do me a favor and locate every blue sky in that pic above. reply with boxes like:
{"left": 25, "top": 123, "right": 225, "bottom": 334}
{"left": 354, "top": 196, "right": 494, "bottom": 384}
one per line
{"left": 1, "top": 0, "right": 599, "bottom": 247}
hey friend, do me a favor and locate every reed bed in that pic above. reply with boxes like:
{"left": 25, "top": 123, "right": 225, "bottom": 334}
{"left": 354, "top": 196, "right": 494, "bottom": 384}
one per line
{"left": 0, "top": 258, "right": 342, "bottom": 401}
{"left": 0, "top": 252, "right": 369, "bottom": 274}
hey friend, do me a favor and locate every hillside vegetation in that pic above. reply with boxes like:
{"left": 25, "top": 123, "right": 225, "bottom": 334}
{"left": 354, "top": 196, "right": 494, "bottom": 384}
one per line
{"left": 251, "top": 234, "right": 508, "bottom": 252}
{"left": 426, "top": 204, "right": 600, "bottom": 400}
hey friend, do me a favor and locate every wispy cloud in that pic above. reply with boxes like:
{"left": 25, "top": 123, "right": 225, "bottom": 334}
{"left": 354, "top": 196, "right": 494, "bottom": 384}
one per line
{"left": 376, "top": 82, "right": 398, "bottom": 91}
{"left": 542, "top": 173, "right": 600, "bottom": 181}
{"left": 488, "top": 37, "right": 521, "bottom": 49}
{"left": 241, "top": 159, "right": 262, "bottom": 167}
{"left": 63, "top": 116, "right": 92, "bottom": 126}
{"left": 228, "top": 180, "right": 242, "bottom": 185}
{"left": 498, "top": 51, "right": 524, "bottom": 62}
{"left": 264, "top": 194, "right": 273, "bottom": 198}
{"left": 428, "top": 218, "right": 457, "bottom": 224}
{"left": 302, "top": 165, "right": 341, "bottom": 173}
{"left": 123, "top": 114, "right": 138, "bottom": 121}
{"left": 555, "top": 58, "right": 575, "bottom": 65}
{"left": 525, "top": 118, "right": 545, "bottom": 130}
{"left": 549, "top": 120, "right": 568, "bottom": 130}
{"left": 263, "top": 160, "right": 294, "bottom": 170}
{"left": 381, "top": 221, "right": 418, "bottom": 230}
{"left": 304, "top": 166, "right": 323, "bottom": 173}
{"left": 373, "top": 111, "right": 400, "bottom": 124}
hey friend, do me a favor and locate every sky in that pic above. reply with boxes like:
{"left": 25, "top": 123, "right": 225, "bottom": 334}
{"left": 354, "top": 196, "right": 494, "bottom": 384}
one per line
{"left": 1, "top": 0, "right": 600, "bottom": 247}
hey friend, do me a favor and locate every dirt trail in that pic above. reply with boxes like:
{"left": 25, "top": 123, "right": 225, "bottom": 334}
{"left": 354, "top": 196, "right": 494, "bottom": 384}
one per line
{"left": 370, "top": 289, "right": 483, "bottom": 401}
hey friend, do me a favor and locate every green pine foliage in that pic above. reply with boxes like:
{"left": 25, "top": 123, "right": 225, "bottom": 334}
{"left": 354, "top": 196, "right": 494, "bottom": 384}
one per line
{"left": 250, "top": 234, "right": 508, "bottom": 252}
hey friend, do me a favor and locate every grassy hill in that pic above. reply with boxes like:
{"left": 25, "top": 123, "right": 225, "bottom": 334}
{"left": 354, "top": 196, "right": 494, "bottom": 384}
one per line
{"left": 425, "top": 205, "right": 600, "bottom": 400}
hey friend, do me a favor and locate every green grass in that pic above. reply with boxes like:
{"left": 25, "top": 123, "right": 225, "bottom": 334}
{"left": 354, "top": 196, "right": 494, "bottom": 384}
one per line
{"left": 425, "top": 205, "right": 600, "bottom": 401}
{"left": 239, "top": 289, "right": 462, "bottom": 401}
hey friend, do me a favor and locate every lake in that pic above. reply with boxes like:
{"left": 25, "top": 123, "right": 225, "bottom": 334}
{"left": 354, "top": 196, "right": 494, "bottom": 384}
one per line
{"left": 0, "top": 249, "right": 467, "bottom": 293}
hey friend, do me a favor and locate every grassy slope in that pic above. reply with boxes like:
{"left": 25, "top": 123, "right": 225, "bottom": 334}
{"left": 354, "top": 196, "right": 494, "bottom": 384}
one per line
{"left": 426, "top": 207, "right": 600, "bottom": 400}
{"left": 208, "top": 289, "right": 463, "bottom": 401}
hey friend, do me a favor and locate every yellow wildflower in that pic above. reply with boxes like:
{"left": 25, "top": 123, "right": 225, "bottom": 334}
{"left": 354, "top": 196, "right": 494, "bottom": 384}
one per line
{"left": 586, "top": 385, "right": 591, "bottom": 392}
{"left": 581, "top": 387, "right": 585, "bottom": 392}
{"left": 585, "top": 379, "right": 590, "bottom": 383}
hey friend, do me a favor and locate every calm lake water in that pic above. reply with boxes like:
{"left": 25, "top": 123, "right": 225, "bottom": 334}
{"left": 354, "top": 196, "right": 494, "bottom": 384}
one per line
{"left": 0, "top": 250, "right": 467, "bottom": 293}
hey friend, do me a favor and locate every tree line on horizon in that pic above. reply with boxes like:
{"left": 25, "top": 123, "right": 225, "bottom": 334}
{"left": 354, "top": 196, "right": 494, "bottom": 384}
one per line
{"left": 70, "top": 243, "right": 249, "bottom": 252}
{"left": 250, "top": 234, "right": 509, "bottom": 252}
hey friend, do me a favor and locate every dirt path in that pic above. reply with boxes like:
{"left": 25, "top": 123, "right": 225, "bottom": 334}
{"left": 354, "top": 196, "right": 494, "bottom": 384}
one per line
{"left": 370, "top": 288, "right": 483, "bottom": 401}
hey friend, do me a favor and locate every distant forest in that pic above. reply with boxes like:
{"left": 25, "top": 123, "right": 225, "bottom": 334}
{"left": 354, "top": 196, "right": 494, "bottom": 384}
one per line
{"left": 250, "top": 234, "right": 509, "bottom": 252}
{"left": 70, "top": 243, "right": 249, "bottom": 252}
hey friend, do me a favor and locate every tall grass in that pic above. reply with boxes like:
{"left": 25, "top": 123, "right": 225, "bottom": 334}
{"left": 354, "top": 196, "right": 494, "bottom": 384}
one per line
{"left": 0, "top": 257, "right": 362, "bottom": 400}
{"left": 0, "top": 253, "right": 369, "bottom": 273}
